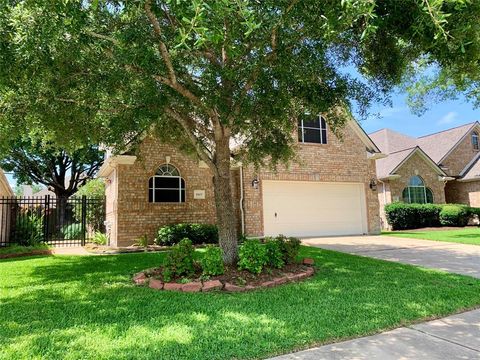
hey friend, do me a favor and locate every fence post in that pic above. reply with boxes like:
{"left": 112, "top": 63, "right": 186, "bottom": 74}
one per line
{"left": 81, "top": 196, "right": 87, "bottom": 246}
{"left": 44, "top": 195, "right": 50, "bottom": 243}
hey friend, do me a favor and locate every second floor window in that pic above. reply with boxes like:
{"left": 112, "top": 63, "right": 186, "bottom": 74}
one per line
{"left": 298, "top": 115, "right": 327, "bottom": 144}
{"left": 472, "top": 131, "right": 479, "bottom": 150}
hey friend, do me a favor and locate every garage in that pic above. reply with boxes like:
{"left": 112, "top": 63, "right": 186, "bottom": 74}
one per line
{"left": 262, "top": 180, "right": 368, "bottom": 237}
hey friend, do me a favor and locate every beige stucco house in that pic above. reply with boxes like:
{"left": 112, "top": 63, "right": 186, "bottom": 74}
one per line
{"left": 99, "top": 117, "right": 383, "bottom": 247}
{"left": 370, "top": 122, "right": 480, "bottom": 228}
{"left": 0, "top": 169, "right": 13, "bottom": 197}
{"left": 0, "top": 168, "right": 14, "bottom": 246}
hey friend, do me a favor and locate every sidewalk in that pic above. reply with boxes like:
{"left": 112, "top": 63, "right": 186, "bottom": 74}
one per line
{"left": 270, "top": 309, "right": 480, "bottom": 360}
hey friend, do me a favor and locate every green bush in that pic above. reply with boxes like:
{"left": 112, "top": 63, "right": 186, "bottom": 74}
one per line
{"left": 200, "top": 245, "right": 224, "bottom": 276}
{"left": 61, "top": 223, "right": 83, "bottom": 240}
{"left": 155, "top": 223, "right": 218, "bottom": 246}
{"left": 385, "top": 203, "right": 442, "bottom": 230}
{"left": 280, "top": 236, "right": 301, "bottom": 264}
{"left": 12, "top": 212, "right": 44, "bottom": 246}
{"left": 238, "top": 239, "right": 267, "bottom": 274}
{"left": 439, "top": 205, "right": 470, "bottom": 227}
{"left": 91, "top": 232, "right": 108, "bottom": 245}
{"left": 73, "top": 179, "right": 106, "bottom": 232}
{"left": 265, "top": 237, "right": 285, "bottom": 268}
{"left": 162, "top": 238, "right": 195, "bottom": 282}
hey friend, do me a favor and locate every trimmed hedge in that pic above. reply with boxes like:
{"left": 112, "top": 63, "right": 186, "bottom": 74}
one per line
{"left": 385, "top": 203, "right": 479, "bottom": 230}
{"left": 155, "top": 223, "right": 218, "bottom": 246}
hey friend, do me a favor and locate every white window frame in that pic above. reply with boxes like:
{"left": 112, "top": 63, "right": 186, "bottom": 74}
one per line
{"left": 149, "top": 164, "right": 185, "bottom": 203}
{"left": 403, "top": 176, "right": 433, "bottom": 204}
{"left": 298, "top": 115, "right": 327, "bottom": 144}
{"left": 472, "top": 131, "right": 479, "bottom": 150}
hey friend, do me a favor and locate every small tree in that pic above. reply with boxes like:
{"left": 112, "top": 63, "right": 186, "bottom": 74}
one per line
{"left": 73, "top": 178, "right": 106, "bottom": 232}
{"left": 1, "top": 1, "right": 480, "bottom": 263}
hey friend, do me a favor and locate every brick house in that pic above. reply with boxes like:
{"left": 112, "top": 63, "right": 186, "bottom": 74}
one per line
{"left": 0, "top": 168, "right": 13, "bottom": 245}
{"left": 0, "top": 169, "right": 13, "bottom": 197}
{"left": 99, "top": 117, "right": 383, "bottom": 247}
{"left": 369, "top": 122, "right": 480, "bottom": 228}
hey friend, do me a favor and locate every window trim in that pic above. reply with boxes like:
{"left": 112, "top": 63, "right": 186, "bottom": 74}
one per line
{"left": 149, "top": 164, "right": 186, "bottom": 203}
{"left": 402, "top": 176, "right": 434, "bottom": 204}
{"left": 472, "top": 131, "right": 479, "bottom": 150}
{"left": 298, "top": 115, "right": 328, "bottom": 144}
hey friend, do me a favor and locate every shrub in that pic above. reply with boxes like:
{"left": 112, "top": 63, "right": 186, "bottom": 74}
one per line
{"left": 265, "top": 237, "right": 285, "bottom": 268}
{"left": 280, "top": 236, "right": 301, "bottom": 264}
{"left": 91, "top": 232, "right": 108, "bottom": 245}
{"left": 73, "top": 179, "right": 106, "bottom": 232}
{"left": 439, "top": 205, "right": 470, "bottom": 227}
{"left": 135, "top": 234, "right": 149, "bottom": 248}
{"left": 12, "top": 212, "right": 44, "bottom": 246}
{"left": 155, "top": 223, "right": 218, "bottom": 246}
{"left": 385, "top": 203, "right": 442, "bottom": 230}
{"left": 62, "top": 223, "right": 83, "bottom": 240}
{"left": 238, "top": 239, "right": 267, "bottom": 274}
{"left": 162, "top": 238, "right": 195, "bottom": 282}
{"left": 200, "top": 245, "right": 224, "bottom": 276}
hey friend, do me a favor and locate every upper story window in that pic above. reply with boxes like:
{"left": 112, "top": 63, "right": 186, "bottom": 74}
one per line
{"left": 298, "top": 115, "right": 327, "bottom": 144}
{"left": 472, "top": 131, "right": 479, "bottom": 150}
{"left": 402, "top": 176, "right": 433, "bottom": 204}
{"left": 148, "top": 164, "right": 185, "bottom": 203}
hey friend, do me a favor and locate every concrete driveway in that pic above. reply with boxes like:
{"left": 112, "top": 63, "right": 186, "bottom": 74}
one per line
{"left": 302, "top": 235, "right": 480, "bottom": 278}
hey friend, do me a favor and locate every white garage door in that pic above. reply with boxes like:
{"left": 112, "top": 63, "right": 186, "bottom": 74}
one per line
{"left": 262, "top": 181, "right": 368, "bottom": 237}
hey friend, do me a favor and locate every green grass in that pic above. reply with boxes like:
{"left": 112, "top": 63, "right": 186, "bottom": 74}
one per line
{"left": 1, "top": 247, "right": 480, "bottom": 360}
{"left": 383, "top": 227, "right": 480, "bottom": 246}
{"left": 0, "top": 243, "right": 50, "bottom": 255}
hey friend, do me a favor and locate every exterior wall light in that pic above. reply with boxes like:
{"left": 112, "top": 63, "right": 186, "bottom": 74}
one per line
{"left": 251, "top": 178, "right": 259, "bottom": 189}
{"left": 369, "top": 179, "right": 377, "bottom": 191}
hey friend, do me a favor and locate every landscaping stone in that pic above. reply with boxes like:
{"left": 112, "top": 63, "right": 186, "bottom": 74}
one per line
{"left": 224, "top": 283, "right": 246, "bottom": 292}
{"left": 202, "top": 280, "right": 223, "bottom": 292}
{"left": 182, "top": 282, "right": 202, "bottom": 292}
{"left": 274, "top": 277, "right": 287, "bottom": 285}
{"left": 133, "top": 272, "right": 147, "bottom": 285}
{"left": 164, "top": 283, "right": 184, "bottom": 291}
{"left": 245, "top": 285, "right": 256, "bottom": 291}
{"left": 303, "top": 258, "right": 315, "bottom": 265}
{"left": 261, "top": 280, "right": 276, "bottom": 287}
{"left": 149, "top": 279, "right": 163, "bottom": 290}
{"left": 305, "top": 267, "right": 315, "bottom": 275}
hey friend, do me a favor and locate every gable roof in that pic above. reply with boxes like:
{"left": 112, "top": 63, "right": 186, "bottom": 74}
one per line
{"left": 459, "top": 152, "right": 480, "bottom": 182}
{"left": 347, "top": 119, "right": 381, "bottom": 153}
{"left": 416, "top": 122, "right": 480, "bottom": 163}
{"left": 369, "top": 128, "right": 417, "bottom": 154}
{"left": 375, "top": 146, "right": 447, "bottom": 180}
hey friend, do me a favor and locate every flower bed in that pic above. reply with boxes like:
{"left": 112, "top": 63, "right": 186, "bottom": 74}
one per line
{"left": 133, "top": 258, "right": 315, "bottom": 292}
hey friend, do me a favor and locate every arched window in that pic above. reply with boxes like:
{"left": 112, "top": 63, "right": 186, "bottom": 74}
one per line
{"left": 149, "top": 164, "right": 185, "bottom": 203}
{"left": 402, "top": 176, "right": 434, "bottom": 204}
{"left": 472, "top": 131, "right": 479, "bottom": 150}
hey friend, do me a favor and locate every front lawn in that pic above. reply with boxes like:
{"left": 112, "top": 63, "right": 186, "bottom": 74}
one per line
{"left": 1, "top": 247, "right": 480, "bottom": 360}
{"left": 383, "top": 227, "right": 480, "bottom": 246}
{"left": 0, "top": 243, "right": 50, "bottom": 256}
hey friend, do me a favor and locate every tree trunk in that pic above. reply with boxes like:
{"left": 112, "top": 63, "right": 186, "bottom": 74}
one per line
{"left": 213, "top": 135, "right": 239, "bottom": 265}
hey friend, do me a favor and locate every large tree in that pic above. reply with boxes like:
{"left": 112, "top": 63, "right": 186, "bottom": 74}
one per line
{"left": 1, "top": 0, "right": 479, "bottom": 263}
{"left": 0, "top": 137, "right": 103, "bottom": 198}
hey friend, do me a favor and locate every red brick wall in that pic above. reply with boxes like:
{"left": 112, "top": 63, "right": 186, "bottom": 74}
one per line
{"left": 442, "top": 132, "right": 480, "bottom": 176}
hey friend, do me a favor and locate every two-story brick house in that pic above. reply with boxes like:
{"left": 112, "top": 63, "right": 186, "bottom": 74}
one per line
{"left": 99, "top": 117, "right": 383, "bottom": 247}
{"left": 370, "top": 122, "right": 480, "bottom": 228}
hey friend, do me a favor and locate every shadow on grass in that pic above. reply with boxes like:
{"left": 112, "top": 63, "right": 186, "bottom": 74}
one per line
{"left": 1, "top": 248, "right": 480, "bottom": 359}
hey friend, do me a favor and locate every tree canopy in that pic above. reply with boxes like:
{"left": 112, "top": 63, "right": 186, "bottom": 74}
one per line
{"left": 1, "top": 0, "right": 479, "bottom": 262}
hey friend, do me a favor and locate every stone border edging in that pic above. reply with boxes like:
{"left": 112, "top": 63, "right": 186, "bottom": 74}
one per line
{"left": 133, "top": 258, "right": 315, "bottom": 293}
{"left": 0, "top": 250, "right": 52, "bottom": 260}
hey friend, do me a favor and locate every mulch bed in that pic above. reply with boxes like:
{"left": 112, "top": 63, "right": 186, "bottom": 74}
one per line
{"left": 133, "top": 258, "right": 316, "bottom": 292}
{"left": 0, "top": 250, "right": 52, "bottom": 260}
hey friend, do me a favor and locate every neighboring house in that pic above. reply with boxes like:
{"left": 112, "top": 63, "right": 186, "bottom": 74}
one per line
{"left": 0, "top": 169, "right": 14, "bottom": 246}
{"left": 98, "top": 117, "right": 383, "bottom": 247}
{"left": 0, "top": 169, "right": 13, "bottom": 197}
{"left": 370, "top": 122, "right": 480, "bottom": 228}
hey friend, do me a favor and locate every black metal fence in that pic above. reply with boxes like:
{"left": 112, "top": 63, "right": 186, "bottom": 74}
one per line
{"left": 0, "top": 195, "right": 105, "bottom": 247}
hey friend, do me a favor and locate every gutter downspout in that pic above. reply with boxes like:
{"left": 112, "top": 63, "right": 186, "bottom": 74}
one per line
{"left": 377, "top": 179, "right": 387, "bottom": 230}
{"left": 239, "top": 165, "right": 245, "bottom": 236}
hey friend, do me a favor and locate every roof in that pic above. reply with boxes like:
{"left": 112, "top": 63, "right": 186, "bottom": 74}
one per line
{"left": 370, "top": 122, "right": 479, "bottom": 179}
{"left": 459, "top": 153, "right": 480, "bottom": 181}
{"left": 416, "top": 122, "right": 479, "bottom": 163}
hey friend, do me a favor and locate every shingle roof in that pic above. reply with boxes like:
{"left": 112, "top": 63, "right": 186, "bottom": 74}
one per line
{"left": 369, "top": 123, "right": 480, "bottom": 178}
{"left": 375, "top": 147, "right": 417, "bottom": 179}
{"left": 416, "top": 122, "right": 478, "bottom": 163}
{"left": 460, "top": 153, "right": 480, "bottom": 181}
